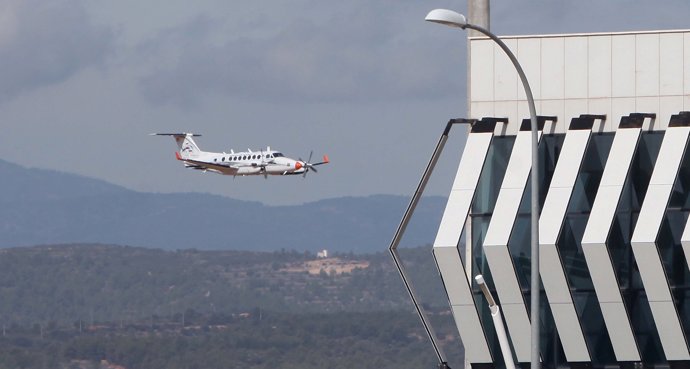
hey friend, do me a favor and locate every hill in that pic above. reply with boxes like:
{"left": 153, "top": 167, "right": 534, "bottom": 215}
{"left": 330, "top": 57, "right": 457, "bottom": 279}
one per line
{"left": 0, "top": 159, "right": 446, "bottom": 252}
{"left": 0, "top": 243, "right": 464, "bottom": 369}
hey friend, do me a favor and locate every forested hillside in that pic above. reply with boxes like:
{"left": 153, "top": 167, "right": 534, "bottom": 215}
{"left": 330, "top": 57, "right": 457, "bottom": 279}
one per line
{"left": 0, "top": 311, "right": 463, "bottom": 369}
{"left": 0, "top": 244, "right": 464, "bottom": 369}
{"left": 0, "top": 244, "right": 448, "bottom": 326}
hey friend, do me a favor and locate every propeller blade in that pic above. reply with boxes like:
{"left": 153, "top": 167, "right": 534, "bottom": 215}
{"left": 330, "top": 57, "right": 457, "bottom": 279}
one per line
{"left": 299, "top": 151, "right": 324, "bottom": 178}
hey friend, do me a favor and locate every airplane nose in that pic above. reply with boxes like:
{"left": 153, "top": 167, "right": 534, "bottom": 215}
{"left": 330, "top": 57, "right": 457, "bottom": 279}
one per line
{"left": 295, "top": 161, "right": 303, "bottom": 170}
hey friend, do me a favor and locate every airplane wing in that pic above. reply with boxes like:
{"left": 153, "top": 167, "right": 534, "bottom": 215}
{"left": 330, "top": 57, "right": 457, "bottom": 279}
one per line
{"left": 183, "top": 159, "right": 271, "bottom": 170}
{"left": 232, "top": 161, "right": 276, "bottom": 168}
{"left": 181, "top": 158, "right": 238, "bottom": 174}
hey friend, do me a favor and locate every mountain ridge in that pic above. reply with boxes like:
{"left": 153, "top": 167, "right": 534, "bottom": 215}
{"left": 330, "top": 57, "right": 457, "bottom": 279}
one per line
{"left": 0, "top": 159, "right": 446, "bottom": 252}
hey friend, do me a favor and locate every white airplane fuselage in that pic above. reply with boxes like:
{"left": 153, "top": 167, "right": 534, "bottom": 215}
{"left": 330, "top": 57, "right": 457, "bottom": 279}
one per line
{"left": 153, "top": 133, "right": 326, "bottom": 177}
{"left": 180, "top": 149, "right": 307, "bottom": 176}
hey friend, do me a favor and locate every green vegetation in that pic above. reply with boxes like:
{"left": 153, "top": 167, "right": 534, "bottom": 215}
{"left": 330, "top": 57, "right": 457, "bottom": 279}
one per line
{"left": 0, "top": 244, "right": 447, "bottom": 325}
{"left": 0, "top": 244, "right": 463, "bottom": 369}
{"left": 0, "top": 310, "right": 462, "bottom": 369}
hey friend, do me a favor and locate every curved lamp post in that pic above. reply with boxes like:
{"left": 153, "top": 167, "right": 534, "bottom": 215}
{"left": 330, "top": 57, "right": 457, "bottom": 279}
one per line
{"left": 476, "top": 275, "right": 516, "bottom": 369}
{"left": 425, "top": 8, "right": 541, "bottom": 369}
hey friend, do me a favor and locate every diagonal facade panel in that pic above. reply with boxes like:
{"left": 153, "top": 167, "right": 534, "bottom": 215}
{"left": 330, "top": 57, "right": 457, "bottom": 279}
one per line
{"left": 580, "top": 126, "right": 642, "bottom": 361}
{"left": 630, "top": 126, "right": 690, "bottom": 360}
{"left": 538, "top": 126, "right": 592, "bottom": 362}
{"left": 432, "top": 127, "right": 495, "bottom": 363}
{"left": 482, "top": 128, "right": 542, "bottom": 363}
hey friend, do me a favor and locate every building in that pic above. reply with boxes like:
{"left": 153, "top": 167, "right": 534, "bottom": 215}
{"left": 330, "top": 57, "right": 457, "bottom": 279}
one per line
{"left": 434, "top": 29, "right": 690, "bottom": 368}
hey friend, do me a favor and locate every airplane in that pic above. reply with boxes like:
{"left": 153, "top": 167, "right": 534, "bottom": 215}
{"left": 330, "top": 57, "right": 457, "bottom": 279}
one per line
{"left": 151, "top": 133, "right": 329, "bottom": 178}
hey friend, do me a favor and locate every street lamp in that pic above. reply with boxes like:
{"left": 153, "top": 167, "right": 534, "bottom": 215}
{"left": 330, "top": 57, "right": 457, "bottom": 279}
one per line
{"left": 475, "top": 275, "right": 516, "bottom": 369}
{"left": 425, "top": 8, "right": 541, "bottom": 369}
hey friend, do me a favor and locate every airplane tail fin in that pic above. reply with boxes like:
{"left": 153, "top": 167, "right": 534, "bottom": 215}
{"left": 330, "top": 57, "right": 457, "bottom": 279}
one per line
{"left": 151, "top": 133, "right": 202, "bottom": 159}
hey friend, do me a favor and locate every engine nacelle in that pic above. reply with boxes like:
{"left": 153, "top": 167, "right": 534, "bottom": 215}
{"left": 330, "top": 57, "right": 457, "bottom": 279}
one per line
{"left": 264, "top": 166, "right": 287, "bottom": 174}
{"left": 236, "top": 167, "right": 262, "bottom": 175}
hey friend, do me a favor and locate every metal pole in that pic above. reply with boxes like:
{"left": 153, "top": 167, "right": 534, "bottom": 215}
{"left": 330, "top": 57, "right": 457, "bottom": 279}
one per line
{"left": 388, "top": 121, "right": 451, "bottom": 365}
{"left": 476, "top": 275, "right": 517, "bottom": 369}
{"left": 388, "top": 118, "right": 474, "bottom": 368}
{"left": 462, "top": 23, "right": 540, "bottom": 369}
{"left": 467, "top": 0, "right": 490, "bottom": 38}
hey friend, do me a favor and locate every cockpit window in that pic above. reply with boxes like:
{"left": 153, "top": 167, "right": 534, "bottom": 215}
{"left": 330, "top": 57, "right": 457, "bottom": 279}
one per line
{"left": 273, "top": 153, "right": 284, "bottom": 158}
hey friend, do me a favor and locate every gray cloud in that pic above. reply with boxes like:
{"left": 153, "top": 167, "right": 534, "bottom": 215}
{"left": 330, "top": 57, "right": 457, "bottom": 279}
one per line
{"left": 137, "top": 4, "right": 464, "bottom": 107}
{"left": 0, "top": 0, "right": 114, "bottom": 103}
{"left": 139, "top": 0, "right": 690, "bottom": 108}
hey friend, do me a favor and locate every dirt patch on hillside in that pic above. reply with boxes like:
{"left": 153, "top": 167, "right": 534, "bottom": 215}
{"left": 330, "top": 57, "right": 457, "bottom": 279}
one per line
{"left": 282, "top": 258, "right": 369, "bottom": 275}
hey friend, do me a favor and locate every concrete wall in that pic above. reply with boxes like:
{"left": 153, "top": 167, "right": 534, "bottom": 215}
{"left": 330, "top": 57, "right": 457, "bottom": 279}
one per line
{"left": 469, "top": 30, "right": 690, "bottom": 134}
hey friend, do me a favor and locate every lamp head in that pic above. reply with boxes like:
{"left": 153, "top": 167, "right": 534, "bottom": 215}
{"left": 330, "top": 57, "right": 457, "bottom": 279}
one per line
{"left": 425, "top": 9, "right": 467, "bottom": 29}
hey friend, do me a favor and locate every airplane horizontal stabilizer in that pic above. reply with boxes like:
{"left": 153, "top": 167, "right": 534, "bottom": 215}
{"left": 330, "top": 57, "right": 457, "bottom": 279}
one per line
{"left": 150, "top": 133, "right": 202, "bottom": 137}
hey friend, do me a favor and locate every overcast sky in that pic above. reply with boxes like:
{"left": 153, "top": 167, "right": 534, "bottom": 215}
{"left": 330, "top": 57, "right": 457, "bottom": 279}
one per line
{"left": 1, "top": 0, "right": 690, "bottom": 205}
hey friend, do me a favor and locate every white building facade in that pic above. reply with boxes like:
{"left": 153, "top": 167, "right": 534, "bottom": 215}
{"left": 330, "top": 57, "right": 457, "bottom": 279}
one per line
{"left": 435, "top": 30, "right": 690, "bottom": 368}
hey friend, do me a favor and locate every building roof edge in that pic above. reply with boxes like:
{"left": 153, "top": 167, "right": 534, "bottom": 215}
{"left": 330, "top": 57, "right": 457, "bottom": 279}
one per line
{"left": 469, "top": 28, "right": 690, "bottom": 41}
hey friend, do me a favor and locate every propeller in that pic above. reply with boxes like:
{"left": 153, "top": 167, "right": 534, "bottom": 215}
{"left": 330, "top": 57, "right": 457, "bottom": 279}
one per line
{"left": 299, "top": 151, "right": 330, "bottom": 178}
